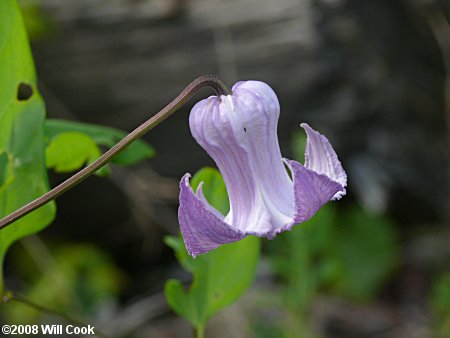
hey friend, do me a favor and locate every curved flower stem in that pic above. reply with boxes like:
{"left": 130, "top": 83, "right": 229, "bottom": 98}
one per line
{"left": 0, "top": 75, "right": 231, "bottom": 231}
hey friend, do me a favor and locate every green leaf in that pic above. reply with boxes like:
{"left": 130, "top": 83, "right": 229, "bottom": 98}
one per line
{"left": 0, "top": 0, "right": 55, "bottom": 293}
{"left": 18, "top": 0, "right": 54, "bottom": 40}
{"left": 164, "top": 168, "right": 260, "bottom": 332}
{"left": 430, "top": 272, "right": 450, "bottom": 336}
{"left": 291, "top": 130, "right": 307, "bottom": 164}
{"left": 45, "top": 131, "right": 108, "bottom": 175}
{"left": 0, "top": 152, "right": 11, "bottom": 187}
{"left": 269, "top": 204, "right": 398, "bottom": 306}
{"left": 286, "top": 126, "right": 398, "bottom": 302}
{"left": 268, "top": 205, "right": 339, "bottom": 311}
{"left": 164, "top": 235, "right": 195, "bottom": 274}
{"left": 45, "top": 119, "right": 155, "bottom": 166}
{"left": 189, "top": 167, "right": 229, "bottom": 215}
{"left": 332, "top": 207, "right": 398, "bottom": 301}
{"left": 4, "top": 243, "right": 123, "bottom": 323}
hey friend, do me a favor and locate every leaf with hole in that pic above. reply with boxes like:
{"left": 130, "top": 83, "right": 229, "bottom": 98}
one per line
{"left": 0, "top": 0, "right": 55, "bottom": 293}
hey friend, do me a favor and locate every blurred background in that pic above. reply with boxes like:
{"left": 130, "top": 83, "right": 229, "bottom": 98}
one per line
{"left": 2, "top": 0, "right": 449, "bottom": 337}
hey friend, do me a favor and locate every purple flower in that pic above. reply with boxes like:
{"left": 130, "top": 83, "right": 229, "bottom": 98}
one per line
{"left": 179, "top": 81, "right": 347, "bottom": 257}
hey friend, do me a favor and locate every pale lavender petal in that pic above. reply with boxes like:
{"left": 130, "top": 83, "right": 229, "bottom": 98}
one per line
{"left": 231, "top": 82, "right": 295, "bottom": 225}
{"left": 286, "top": 160, "right": 344, "bottom": 224}
{"left": 189, "top": 82, "right": 295, "bottom": 233}
{"left": 190, "top": 97, "right": 267, "bottom": 233}
{"left": 301, "top": 123, "right": 347, "bottom": 200}
{"left": 178, "top": 174, "right": 245, "bottom": 257}
{"left": 180, "top": 80, "right": 348, "bottom": 257}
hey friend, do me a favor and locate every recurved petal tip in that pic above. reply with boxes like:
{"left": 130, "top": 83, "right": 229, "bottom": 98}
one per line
{"left": 287, "top": 160, "right": 344, "bottom": 224}
{"left": 178, "top": 174, "right": 245, "bottom": 257}
{"left": 301, "top": 123, "right": 347, "bottom": 200}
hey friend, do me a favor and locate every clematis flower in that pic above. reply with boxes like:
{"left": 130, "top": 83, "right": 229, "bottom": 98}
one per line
{"left": 179, "top": 81, "right": 347, "bottom": 257}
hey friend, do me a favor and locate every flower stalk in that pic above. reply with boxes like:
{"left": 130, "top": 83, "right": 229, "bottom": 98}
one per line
{"left": 0, "top": 75, "right": 231, "bottom": 231}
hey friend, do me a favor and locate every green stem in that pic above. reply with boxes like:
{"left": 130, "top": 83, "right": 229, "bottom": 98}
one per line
{"left": 0, "top": 75, "right": 231, "bottom": 231}
{"left": 3, "top": 291, "right": 109, "bottom": 338}
{"left": 195, "top": 324, "right": 205, "bottom": 338}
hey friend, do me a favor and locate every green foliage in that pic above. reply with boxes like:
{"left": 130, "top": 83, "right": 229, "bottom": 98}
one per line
{"left": 267, "top": 205, "right": 398, "bottom": 338}
{"left": 430, "top": 272, "right": 450, "bottom": 337}
{"left": 260, "top": 131, "right": 399, "bottom": 337}
{"left": 270, "top": 205, "right": 338, "bottom": 311}
{"left": 45, "top": 119, "right": 155, "bottom": 166}
{"left": 270, "top": 130, "right": 399, "bottom": 307}
{"left": 45, "top": 132, "right": 106, "bottom": 174}
{"left": 0, "top": 0, "right": 55, "bottom": 293}
{"left": 4, "top": 242, "right": 123, "bottom": 323}
{"left": 18, "top": 0, "right": 54, "bottom": 40}
{"left": 332, "top": 207, "right": 398, "bottom": 300}
{"left": 0, "top": 1, "right": 154, "bottom": 296}
{"left": 291, "top": 130, "right": 306, "bottom": 164}
{"left": 165, "top": 167, "right": 261, "bottom": 336}
{"left": 270, "top": 205, "right": 398, "bottom": 306}
{"left": 190, "top": 167, "right": 229, "bottom": 215}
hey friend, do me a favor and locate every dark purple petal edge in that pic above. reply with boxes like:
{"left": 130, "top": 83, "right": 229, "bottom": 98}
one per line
{"left": 178, "top": 174, "right": 246, "bottom": 257}
{"left": 286, "top": 159, "right": 344, "bottom": 224}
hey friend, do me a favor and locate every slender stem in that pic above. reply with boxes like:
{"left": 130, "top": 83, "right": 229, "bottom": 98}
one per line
{"left": 0, "top": 75, "right": 231, "bottom": 231}
{"left": 3, "top": 291, "right": 109, "bottom": 338}
{"left": 195, "top": 325, "right": 205, "bottom": 338}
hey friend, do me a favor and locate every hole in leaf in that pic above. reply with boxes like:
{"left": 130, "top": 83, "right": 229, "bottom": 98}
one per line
{"left": 17, "top": 82, "right": 33, "bottom": 101}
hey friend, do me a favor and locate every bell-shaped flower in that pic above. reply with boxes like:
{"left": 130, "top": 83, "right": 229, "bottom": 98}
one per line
{"left": 179, "top": 81, "right": 347, "bottom": 257}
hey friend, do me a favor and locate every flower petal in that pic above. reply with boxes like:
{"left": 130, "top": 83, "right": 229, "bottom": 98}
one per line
{"left": 231, "top": 82, "right": 295, "bottom": 226}
{"left": 178, "top": 174, "right": 246, "bottom": 257}
{"left": 301, "top": 123, "right": 347, "bottom": 199}
{"left": 189, "top": 82, "right": 295, "bottom": 234}
{"left": 286, "top": 160, "right": 344, "bottom": 224}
